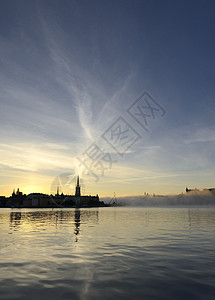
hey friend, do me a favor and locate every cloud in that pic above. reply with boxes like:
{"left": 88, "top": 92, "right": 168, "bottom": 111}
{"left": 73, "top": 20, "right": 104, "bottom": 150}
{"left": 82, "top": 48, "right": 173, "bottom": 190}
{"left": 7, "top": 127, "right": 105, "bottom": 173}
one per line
{"left": 38, "top": 19, "right": 101, "bottom": 146}
{"left": 184, "top": 127, "right": 215, "bottom": 144}
{"left": 0, "top": 142, "right": 76, "bottom": 173}
{"left": 45, "top": 143, "right": 69, "bottom": 150}
{"left": 38, "top": 7, "right": 137, "bottom": 149}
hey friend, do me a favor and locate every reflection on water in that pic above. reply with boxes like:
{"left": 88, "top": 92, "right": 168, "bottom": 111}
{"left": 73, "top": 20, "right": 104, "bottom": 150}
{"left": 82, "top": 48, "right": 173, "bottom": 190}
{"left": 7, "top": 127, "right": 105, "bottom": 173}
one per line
{"left": 74, "top": 209, "right": 81, "bottom": 241}
{"left": 10, "top": 211, "right": 22, "bottom": 229}
{"left": 8, "top": 208, "right": 99, "bottom": 235}
{"left": 0, "top": 207, "right": 215, "bottom": 300}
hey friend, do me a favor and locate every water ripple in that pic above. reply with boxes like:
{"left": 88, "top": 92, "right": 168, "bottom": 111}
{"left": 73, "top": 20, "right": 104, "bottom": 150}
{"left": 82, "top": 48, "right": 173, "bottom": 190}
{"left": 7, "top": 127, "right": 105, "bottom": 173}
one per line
{"left": 0, "top": 207, "right": 215, "bottom": 299}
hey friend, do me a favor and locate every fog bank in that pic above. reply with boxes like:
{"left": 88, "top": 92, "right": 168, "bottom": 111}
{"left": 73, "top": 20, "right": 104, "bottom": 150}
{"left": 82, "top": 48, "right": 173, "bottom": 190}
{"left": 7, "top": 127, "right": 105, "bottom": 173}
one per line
{"left": 102, "top": 191, "right": 215, "bottom": 207}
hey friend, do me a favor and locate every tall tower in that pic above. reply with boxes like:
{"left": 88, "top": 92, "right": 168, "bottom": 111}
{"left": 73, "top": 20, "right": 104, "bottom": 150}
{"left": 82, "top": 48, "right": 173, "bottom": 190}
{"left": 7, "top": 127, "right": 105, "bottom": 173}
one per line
{"left": 75, "top": 176, "right": 81, "bottom": 197}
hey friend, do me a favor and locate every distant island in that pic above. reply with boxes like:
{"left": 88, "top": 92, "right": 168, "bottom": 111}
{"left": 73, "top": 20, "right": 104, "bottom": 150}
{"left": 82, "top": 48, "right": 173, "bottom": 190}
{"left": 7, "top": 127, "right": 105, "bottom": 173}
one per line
{"left": 0, "top": 176, "right": 107, "bottom": 208}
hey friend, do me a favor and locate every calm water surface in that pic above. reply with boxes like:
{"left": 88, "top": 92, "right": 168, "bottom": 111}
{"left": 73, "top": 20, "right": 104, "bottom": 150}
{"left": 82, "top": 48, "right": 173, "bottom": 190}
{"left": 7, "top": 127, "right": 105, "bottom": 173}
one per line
{"left": 0, "top": 207, "right": 215, "bottom": 300}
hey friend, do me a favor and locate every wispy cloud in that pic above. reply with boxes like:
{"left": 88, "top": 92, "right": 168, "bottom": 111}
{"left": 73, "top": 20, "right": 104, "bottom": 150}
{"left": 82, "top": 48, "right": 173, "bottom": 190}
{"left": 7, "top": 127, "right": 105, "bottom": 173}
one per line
{"left": 184, "top": 127, "right": 215, "bottom": 144}
{"left": 0, "top": 143, "right": 76, "bottom": 173}
{"left": 38, "top": 8, "right": 136, "bottom": 149}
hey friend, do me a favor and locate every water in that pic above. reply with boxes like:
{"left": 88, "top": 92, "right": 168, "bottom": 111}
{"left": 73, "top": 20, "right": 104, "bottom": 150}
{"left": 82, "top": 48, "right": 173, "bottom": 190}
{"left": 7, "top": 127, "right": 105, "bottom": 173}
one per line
{"left": 0, "top": 207, "right": 215, "bottom": 300}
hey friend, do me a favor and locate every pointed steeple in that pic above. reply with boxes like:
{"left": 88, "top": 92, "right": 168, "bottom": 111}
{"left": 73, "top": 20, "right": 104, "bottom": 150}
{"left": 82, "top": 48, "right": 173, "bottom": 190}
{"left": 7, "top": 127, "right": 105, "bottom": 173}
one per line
{"left": 75, "top": 175, "right": 81, "bottom": 197}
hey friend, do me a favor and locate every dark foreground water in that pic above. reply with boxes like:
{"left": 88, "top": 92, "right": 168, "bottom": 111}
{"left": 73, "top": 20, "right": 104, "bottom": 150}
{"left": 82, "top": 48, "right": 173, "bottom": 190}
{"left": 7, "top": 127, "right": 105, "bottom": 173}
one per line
{"left": 0, "top": 207, "right": 215, "bottom": 300}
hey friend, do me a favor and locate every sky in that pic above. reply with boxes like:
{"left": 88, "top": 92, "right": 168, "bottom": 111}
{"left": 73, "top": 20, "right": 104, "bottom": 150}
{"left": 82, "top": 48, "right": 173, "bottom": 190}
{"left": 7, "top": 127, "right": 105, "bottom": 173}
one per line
{"left": 0, "top": 0, "right": 215, "bottom": 197}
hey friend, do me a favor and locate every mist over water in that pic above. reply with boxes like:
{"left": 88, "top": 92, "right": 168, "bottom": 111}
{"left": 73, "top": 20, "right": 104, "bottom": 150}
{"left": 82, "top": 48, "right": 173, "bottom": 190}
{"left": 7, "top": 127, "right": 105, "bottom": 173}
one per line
{"left": 102, "top": 192, "right": 215, "bottom": 207}
{"left": 0, "top": 207, "right": 215, "bottom": 300}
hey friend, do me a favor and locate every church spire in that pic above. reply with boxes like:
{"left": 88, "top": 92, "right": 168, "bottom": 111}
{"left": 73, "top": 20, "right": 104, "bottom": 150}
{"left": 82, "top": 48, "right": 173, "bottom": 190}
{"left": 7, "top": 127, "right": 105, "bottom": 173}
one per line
{"left": 75, "top": 175, "right": 81, "bottom": 196}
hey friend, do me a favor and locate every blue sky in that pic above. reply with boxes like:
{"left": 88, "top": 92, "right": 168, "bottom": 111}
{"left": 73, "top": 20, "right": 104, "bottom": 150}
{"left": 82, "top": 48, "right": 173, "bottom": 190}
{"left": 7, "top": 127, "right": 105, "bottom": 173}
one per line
{"left": 0, "top": 0, "right": 215, "bottom": 196}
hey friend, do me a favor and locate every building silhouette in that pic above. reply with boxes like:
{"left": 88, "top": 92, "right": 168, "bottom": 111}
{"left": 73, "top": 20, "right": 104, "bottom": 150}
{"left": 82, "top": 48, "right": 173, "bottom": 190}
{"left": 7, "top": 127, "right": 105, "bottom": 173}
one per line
{"left": 75, "top": 175, "right": 81, "bottom": 197}
{"left": 0, "top": 176, "right": 105, "bottom": 208}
